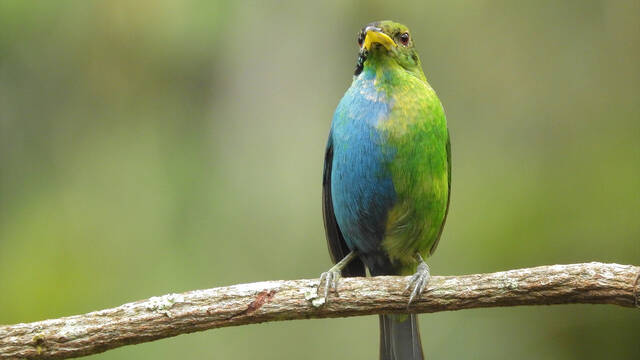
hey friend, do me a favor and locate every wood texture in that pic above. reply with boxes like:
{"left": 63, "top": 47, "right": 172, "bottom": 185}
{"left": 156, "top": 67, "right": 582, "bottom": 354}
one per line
{"left": 1, "top": 262, "right": 638, "bottom": 359}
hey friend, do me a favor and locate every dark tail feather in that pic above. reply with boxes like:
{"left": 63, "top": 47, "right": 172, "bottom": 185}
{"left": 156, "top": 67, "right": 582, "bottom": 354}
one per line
{"left": 379, "top": 314, "right": 424, "bottom": 360}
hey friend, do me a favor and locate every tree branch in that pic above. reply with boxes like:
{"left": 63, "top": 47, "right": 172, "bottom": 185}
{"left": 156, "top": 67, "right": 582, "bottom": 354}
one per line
{"left": 1, "top": 262, "right": 638, "bottom": 359}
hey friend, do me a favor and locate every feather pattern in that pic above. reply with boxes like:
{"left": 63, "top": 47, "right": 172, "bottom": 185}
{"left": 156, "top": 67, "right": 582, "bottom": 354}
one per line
{"left": 322, "top": 20, "right": 450, "bottom": 360}
{"left": 325, "top": 56, "right": 449, "bottom": 276}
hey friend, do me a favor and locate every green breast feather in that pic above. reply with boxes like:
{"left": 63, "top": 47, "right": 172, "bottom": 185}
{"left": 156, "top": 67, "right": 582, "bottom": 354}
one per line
{"left": 377, "top": 68, "right": 450, "bottom": 274}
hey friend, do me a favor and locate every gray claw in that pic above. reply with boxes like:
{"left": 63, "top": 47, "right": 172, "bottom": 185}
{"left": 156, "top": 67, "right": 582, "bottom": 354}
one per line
{"left": 316, "top": 252, "right": 357, "bottom": 304}
{"left": 405, "top": 261, "right": 430, "bottom": 306}
{"left": 318, "top": 270, "right": 341, "bottom": 302}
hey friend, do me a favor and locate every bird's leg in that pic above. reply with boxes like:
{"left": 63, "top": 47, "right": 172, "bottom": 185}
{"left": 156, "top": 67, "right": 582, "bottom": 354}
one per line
{"left": 404, "top": 253, "right": 431, "bottom": 305}
{"left": 317, "top": 251, "right": 358, "bottom": 301}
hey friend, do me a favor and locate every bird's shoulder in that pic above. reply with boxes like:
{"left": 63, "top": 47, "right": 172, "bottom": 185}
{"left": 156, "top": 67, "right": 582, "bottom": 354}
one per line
{"left": 381, "top": 75, "right": 445, "bottom": 137}
{"left": 331, "top": 78, "right": 392, "bottom": 135}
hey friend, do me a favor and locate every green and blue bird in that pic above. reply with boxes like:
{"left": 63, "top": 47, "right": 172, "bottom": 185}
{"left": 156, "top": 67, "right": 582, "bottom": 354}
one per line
{"left": 319, "top": 21, "right": 451, "bottom": 360}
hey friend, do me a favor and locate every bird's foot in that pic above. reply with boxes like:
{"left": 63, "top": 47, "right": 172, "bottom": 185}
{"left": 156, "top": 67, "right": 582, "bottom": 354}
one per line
{"left": 404, "top": 254, "right": 430, "bottom": 306}
{"left": 318, "top": 268, "right": 341, "bottom": 302}
{"left": 316, "top": 251, "right": 357, "bottom": 303}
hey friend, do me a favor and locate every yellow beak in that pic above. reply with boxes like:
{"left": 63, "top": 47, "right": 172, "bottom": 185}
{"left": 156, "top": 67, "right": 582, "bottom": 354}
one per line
{"left": 363, "top": 29, "right": 396, "bottom": 51}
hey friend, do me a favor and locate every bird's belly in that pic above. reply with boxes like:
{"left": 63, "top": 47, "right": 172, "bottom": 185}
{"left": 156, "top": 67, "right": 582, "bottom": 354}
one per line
{"left": 330, "top": 128, "right": 396, "bottom": 255}
{"left": 331, "top": 121, "right": 448, "bottom": 274}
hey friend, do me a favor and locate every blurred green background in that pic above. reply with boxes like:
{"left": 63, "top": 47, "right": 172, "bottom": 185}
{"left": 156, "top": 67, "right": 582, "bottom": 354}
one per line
{"left": 1, "top": 1, "right": 639, "bottom": 359}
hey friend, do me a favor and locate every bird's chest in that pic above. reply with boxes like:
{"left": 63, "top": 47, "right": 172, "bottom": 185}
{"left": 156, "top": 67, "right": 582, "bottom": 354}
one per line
{"left": 330, "top": 81, "right": 397, "bottom": 251}
{"left": 331, "top": 79, "right": 395, "bottom": 162}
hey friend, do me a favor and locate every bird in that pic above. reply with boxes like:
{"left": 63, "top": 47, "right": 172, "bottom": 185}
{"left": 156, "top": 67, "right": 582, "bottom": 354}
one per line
{"left": 319, "top": 20, "right": 451, "bottom": 360}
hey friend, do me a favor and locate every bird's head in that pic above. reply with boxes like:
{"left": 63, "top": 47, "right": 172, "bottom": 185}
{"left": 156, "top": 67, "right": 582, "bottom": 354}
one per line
{"left": 354, "top": 21, "right": 424, "bottom": 80}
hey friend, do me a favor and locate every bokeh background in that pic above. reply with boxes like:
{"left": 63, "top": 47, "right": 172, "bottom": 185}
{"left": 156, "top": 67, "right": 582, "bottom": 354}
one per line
{"left": 1, "top": 1, "right": 639, "bottom": 359}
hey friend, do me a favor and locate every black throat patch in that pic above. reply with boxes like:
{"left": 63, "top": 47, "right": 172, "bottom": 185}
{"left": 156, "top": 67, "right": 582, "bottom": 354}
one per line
{"left": 354, "top": 50, "right": 367, "bottom": 76}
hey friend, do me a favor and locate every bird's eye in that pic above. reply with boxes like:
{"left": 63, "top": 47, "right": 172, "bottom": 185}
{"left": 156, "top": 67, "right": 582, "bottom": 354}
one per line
{"left": 357, "top": 33, "right": 364, "bottom": 47}
{"left": 399, "top": 32, "right": 410, "bottom": 46}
